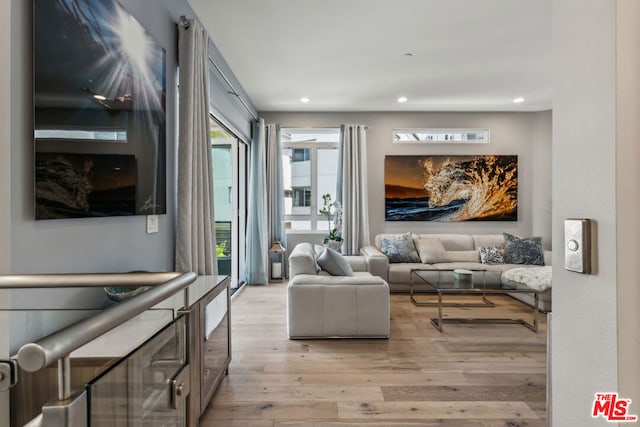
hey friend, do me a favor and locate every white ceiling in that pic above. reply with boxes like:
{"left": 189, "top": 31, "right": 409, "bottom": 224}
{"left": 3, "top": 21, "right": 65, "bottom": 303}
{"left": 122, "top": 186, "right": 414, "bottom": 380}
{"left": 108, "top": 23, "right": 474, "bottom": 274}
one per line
{"left": 188, "top": 0, "right": 552, "bottom": 113}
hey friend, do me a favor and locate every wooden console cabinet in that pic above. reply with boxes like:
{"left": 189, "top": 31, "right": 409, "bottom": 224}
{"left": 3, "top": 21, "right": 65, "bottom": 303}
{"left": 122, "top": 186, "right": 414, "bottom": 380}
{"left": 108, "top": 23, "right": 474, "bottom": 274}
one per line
{"left": 186, "top": 275, "right": 231, "bottom": 425}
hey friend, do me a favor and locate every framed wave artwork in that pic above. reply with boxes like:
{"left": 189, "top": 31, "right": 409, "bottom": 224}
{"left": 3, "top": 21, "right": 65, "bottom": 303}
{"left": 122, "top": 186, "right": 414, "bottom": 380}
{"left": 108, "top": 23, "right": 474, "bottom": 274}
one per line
{"left": 384, "top": 155, "right": 518, "bottom": 222}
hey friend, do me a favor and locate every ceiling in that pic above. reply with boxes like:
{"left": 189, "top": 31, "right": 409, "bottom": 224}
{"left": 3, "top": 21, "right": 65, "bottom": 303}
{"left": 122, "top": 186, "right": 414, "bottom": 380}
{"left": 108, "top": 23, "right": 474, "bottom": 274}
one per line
{"left": 187, "top": 0, "right": 552, "bottom": 113}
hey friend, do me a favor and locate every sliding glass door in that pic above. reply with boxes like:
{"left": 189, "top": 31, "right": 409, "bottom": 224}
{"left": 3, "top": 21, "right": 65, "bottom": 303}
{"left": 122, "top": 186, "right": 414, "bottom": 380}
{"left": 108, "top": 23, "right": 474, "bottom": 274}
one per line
{"left": 211, "top": 119, "right": 247, "bottom": 291}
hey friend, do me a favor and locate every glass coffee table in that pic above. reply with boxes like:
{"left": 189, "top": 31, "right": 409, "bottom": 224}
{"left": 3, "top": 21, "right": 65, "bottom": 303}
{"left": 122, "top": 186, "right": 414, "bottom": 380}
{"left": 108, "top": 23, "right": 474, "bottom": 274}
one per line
{"left": 410, "top": 268, "right": 540, "bottom": 333}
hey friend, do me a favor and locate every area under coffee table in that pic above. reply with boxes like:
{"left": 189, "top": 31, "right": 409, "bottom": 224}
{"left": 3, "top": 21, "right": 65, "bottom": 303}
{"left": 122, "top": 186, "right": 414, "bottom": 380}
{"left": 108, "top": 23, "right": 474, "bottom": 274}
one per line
{"left": 410, "top": 268, "right": 540, "bottom": 333}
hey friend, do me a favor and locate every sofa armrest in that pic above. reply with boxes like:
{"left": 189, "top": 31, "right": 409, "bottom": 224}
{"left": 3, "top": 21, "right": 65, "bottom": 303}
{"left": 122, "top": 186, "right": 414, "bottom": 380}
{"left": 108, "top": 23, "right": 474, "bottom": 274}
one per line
{"left": 360, "top": 245, "right": 389, "bottom": 281}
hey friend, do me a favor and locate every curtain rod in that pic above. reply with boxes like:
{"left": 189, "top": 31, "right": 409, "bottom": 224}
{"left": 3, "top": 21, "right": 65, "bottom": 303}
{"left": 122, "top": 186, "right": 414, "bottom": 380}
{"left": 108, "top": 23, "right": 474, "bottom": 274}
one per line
{"left": 208, "top": 57, "right": 259, "bottom": 121}
{"left": 179, "top": 15, "right": 258, "bottom": 122}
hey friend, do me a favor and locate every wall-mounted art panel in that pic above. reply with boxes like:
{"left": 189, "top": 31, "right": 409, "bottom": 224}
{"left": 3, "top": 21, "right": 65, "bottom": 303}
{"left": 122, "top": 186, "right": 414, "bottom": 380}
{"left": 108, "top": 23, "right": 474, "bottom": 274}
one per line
{"left": 385, "top": 155, "right": 518, "bottom": 221}
{"left": 34, "top": 0, "right": 166, "bottom": 219}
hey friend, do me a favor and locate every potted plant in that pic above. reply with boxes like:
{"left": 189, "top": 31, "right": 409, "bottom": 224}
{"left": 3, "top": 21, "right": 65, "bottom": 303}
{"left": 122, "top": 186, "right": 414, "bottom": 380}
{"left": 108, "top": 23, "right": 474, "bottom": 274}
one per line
{"left": 319, "top": 193, "right": 343, "bottom": 252}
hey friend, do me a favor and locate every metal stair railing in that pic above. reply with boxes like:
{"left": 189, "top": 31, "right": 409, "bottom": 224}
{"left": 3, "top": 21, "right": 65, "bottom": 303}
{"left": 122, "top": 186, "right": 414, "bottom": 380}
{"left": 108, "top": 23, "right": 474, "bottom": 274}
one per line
{"left": 0, "top": 271, "right": 197, "bottom": 427}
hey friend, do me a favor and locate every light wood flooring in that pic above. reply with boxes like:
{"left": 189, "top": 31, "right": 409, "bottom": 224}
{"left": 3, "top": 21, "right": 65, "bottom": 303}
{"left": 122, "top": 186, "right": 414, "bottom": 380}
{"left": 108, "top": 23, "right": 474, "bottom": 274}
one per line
{"left": 201, "top": 282, "right": 547, "bottom": 427}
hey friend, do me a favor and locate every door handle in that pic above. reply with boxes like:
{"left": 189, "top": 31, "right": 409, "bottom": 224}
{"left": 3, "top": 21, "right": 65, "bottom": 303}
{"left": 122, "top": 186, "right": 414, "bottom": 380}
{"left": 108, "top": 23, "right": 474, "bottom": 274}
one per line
{"left": 170, "top": 363, "right": 191, "bottom": 409}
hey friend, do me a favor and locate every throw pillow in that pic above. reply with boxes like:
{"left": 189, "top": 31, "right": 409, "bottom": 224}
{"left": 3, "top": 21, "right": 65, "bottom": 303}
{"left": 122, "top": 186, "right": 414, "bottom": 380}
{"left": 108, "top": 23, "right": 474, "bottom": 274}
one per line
{"left": 313, "top": 244, "right": 325, "bottom": 273}
{"left": 379, "top": 233, "right": 420, "bottom": 263}
{"left": 503, "top": 233, "right": 544, "bottom": 265}
{"left": 413, "top": 238, "right": 452, "bottom": 264}
{"left": 316, "top": 247, "right": 354, "bottom": 276}
{"left": 479, "top": 246, "right": 505, "bottom": 265}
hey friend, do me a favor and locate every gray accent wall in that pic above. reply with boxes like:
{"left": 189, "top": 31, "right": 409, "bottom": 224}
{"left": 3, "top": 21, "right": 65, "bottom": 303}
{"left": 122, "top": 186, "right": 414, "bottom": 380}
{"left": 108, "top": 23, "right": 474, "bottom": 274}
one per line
{"left": 0, "top": 2, "right": 254, "bottom": 425}
{"left": 261, "top": 111, "right": 552, "bottom": 247}
{"left": 0, "top": 3, "right": 12, "bottom": 424}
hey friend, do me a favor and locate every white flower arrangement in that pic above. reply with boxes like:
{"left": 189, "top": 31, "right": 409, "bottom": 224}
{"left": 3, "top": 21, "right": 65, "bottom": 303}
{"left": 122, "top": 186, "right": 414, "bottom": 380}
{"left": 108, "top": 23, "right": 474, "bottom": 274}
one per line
{"left": 319, "top": 193, "right": 343, "bottom": 244}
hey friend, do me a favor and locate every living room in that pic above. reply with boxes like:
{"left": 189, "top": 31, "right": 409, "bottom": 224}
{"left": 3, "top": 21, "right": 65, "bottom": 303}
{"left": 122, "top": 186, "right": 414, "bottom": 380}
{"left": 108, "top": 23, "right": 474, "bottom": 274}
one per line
{"left": 1, "top": 1, "right": 639, "bottom": 427}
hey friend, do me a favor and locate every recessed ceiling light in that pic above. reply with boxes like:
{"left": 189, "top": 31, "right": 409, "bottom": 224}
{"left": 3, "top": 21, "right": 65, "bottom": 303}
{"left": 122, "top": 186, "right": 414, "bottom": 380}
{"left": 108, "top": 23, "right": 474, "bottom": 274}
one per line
{"left": 93, "top": 94, "right": 107, "bottom": 101}
{"left": 397, "top": 96, "right": 408, "bottom": 103}
{"left": 300, "top": 97, "right": 310, "bottom": 103}
{"left": 513, "top": 97, "right": 525, "bottom": 104}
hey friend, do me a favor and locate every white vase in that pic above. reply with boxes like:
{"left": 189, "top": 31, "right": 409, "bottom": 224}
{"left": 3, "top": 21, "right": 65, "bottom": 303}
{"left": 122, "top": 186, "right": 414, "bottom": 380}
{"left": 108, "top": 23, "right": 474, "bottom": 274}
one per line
{"left": 324, "top": 240, "right": 342, "bottom": 253}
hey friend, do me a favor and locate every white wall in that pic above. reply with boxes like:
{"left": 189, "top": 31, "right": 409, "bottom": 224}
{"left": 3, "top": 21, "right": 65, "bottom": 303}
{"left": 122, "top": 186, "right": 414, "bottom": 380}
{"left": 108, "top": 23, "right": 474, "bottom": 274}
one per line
{"left": 531, "top": 111, "right": 553, "bottom": 246}
{"left": 262, "top": 111, "right": 552, "bottom": 247}
{"left": 616, "top": 0, "right": 640, "bottom": 411}
{"left": 552, "top": 1, "right": 620, "bottom": 425}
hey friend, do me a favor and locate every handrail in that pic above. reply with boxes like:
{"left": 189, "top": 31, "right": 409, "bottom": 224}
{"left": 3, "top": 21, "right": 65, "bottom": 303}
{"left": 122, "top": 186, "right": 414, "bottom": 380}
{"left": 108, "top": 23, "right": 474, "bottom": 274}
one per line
{"left": 15, "top": 272, "right": 197, "bottom": 373}
{"left": 0, "top": 272, "right": 182, "bottom": 289}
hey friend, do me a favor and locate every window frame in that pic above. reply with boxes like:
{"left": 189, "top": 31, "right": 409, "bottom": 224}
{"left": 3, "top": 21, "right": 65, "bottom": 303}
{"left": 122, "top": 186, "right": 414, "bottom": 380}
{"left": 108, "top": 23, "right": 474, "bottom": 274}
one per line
{"left": 393, "top": 128, "right": 490, "bottom": 144}
{"left": 281, "top": 130, "right": 340, "bottom": 231}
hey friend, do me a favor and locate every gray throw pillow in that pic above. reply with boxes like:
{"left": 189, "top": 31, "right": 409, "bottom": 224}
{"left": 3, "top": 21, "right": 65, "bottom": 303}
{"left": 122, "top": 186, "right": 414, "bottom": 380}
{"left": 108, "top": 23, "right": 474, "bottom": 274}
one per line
{"left": 316, "top": 247, "right": 354, "bottom": 276}
{"left": 414, "top": 238, "right": 451, "bottom": 264}
{"left": 379, "top": 233, "right": 420, "bottom": 263}
{"left": 503, "top": 233, "right": 544, "bottom": 265}
{"left": 479, "top": 246, "right": 505, "bottom": 264}
{"left": 313, "top": 244, "right": 325, "bottom": 273}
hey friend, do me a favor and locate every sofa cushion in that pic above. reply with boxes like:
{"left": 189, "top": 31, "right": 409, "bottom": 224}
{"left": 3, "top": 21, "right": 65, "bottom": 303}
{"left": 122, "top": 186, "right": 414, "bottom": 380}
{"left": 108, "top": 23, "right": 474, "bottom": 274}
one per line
{"left": 472, "top": 234, "right": 505, "bottom": 250}
{"left": 317, "top": 247, "right": 354, "bottom": 276}
{"left": 448, "top": 250, "right": 481, "bottom": 262}
{"left": 414, "top": 234, "right": 474, "bottom": 251}
{"left": 413, "top": 238, "right": 452, "bottom": 264}
{"left": 378, "top": 233, "right": 420, "bottom": 263}
{"left": 479, "top": 246, "right": 506, "bottom": 265}
{"left": 388, "top": 262, "right": 429, "bottom": 284}
{"left": 503, "top": 233, "right": 544, "bottom": 265}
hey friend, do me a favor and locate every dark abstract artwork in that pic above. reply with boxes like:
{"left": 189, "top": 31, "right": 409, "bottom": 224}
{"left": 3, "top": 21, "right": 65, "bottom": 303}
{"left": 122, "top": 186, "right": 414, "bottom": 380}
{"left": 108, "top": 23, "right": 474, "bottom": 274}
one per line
{"left": 36, "top": 153, "right": 136, "bottom": 219}
{"left": 385, "top": 155, "right": 518, "bottom": 222}
{"left": 34, "top": 0, "right": 166, "bottom": 219}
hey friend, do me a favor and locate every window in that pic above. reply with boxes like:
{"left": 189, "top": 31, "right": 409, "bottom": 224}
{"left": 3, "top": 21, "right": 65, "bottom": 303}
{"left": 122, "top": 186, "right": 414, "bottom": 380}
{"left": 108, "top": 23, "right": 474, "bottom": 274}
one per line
{"left": 211, "top": 119, "right": 248, "bottom": 291}
{"left": 292, "top": 187, "right": 311, "bottom": 207}
{"left": 281, "top": 128, "right": 340, "bottom": 231}
{"left": 292, "top": 148, "right": 311, "bottom": 162}
{"left": 393, "top": 128, "right": 489, "bottom": 144}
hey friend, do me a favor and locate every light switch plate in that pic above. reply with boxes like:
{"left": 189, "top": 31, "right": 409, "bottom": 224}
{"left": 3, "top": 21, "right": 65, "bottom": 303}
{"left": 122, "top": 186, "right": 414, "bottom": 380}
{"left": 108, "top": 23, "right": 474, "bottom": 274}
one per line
{"left": 146, "top": 215, "right": 159, "bottom": 234}
{"left": 564, "top": 218, "right": 591, "bottom": 273}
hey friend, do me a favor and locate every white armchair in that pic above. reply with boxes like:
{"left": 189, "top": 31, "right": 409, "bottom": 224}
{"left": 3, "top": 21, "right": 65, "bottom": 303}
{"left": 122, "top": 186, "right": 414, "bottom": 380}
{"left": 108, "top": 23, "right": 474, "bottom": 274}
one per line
{"left": 287, "top": 243, "right": 390, "bottom": 339}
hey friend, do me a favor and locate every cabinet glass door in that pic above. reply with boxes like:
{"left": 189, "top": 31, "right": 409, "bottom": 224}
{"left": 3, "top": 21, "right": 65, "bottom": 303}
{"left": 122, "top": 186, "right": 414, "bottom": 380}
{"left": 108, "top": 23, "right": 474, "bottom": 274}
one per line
{"left": 87, "top": 315, "right": 188, "bottom": 426}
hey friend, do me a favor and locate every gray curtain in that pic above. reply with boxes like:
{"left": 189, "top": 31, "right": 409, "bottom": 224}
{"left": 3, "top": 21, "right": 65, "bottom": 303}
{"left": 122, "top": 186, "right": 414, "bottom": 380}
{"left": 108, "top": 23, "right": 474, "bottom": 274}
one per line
{"left": 337, "top": 124, "right": 370, "bottom": 254}
{"left": 175, "top": 19, "right": 217, "bottom": 275}
{"left": 266, "top": 124, "right": 285, "bottom": 251}
{"left": 245, "top": 119, "right": 268, "bottom": 284}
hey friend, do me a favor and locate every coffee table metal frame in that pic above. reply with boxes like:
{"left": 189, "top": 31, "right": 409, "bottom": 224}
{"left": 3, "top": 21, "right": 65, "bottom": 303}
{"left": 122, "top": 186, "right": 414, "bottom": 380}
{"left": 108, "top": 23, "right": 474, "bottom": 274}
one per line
{"left": 410, "top": 268, "right": 540, "bottom": 333}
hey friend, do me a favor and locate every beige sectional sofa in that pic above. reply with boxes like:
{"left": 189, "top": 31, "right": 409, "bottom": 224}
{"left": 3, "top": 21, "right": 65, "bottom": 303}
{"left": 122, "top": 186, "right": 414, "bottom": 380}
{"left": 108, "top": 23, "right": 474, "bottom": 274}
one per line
{"left": 361, "top": 233, "right": 552, "bottom": 312}
{"left": 287, "top": 242, "right": 390, "bottom": 338}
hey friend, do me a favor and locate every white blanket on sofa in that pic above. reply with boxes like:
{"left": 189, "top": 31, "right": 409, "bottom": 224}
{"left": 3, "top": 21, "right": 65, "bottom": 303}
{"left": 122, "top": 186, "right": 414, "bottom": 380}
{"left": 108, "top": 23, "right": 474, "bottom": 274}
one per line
{"left": 502, "top": 266, "right": 552, "bottom": 292}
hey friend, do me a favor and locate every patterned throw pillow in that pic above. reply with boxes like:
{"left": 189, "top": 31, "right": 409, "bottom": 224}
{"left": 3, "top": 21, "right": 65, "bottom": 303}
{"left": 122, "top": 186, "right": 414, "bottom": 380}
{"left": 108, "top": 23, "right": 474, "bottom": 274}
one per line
{"left": 479, "top": 246, "right": 505, "bottom": 265}
{"left": 379, "top": 233, "right": 420, "bottom": 263}
{"left": 503, "top": 233, "right": 544, "bottom": 265}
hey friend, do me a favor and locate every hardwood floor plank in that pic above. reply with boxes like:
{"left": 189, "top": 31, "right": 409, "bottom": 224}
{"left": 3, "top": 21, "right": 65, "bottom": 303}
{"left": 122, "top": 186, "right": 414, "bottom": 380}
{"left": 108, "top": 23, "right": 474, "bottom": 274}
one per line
{"left": 203, "top": 401, "right": 338, "bottom": 421}
{"left": 380, "top": 385, "right": 545, "bottom": 402}
{"left": 337, "top": 401, "right": 539, "bottom": 420}
{"left": 214, "top": 385, "right": 385, "bottom": 402}
{"left": 218, "top": 372, "right": 472, "bottom": 387}
{"left": 481, "top": 420, "right": 546, "bottom": 427}
{"left": 201, "top": 282, "right": 548, "bottom": 425}
{"left": 275, "top": 421, "right": 485, "bottom": 426}
{"left": 263, "top": 361, "right": 423, "bottom": 374}
{"left": 463, "top": 373, "right": 546, "bottom": 387}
